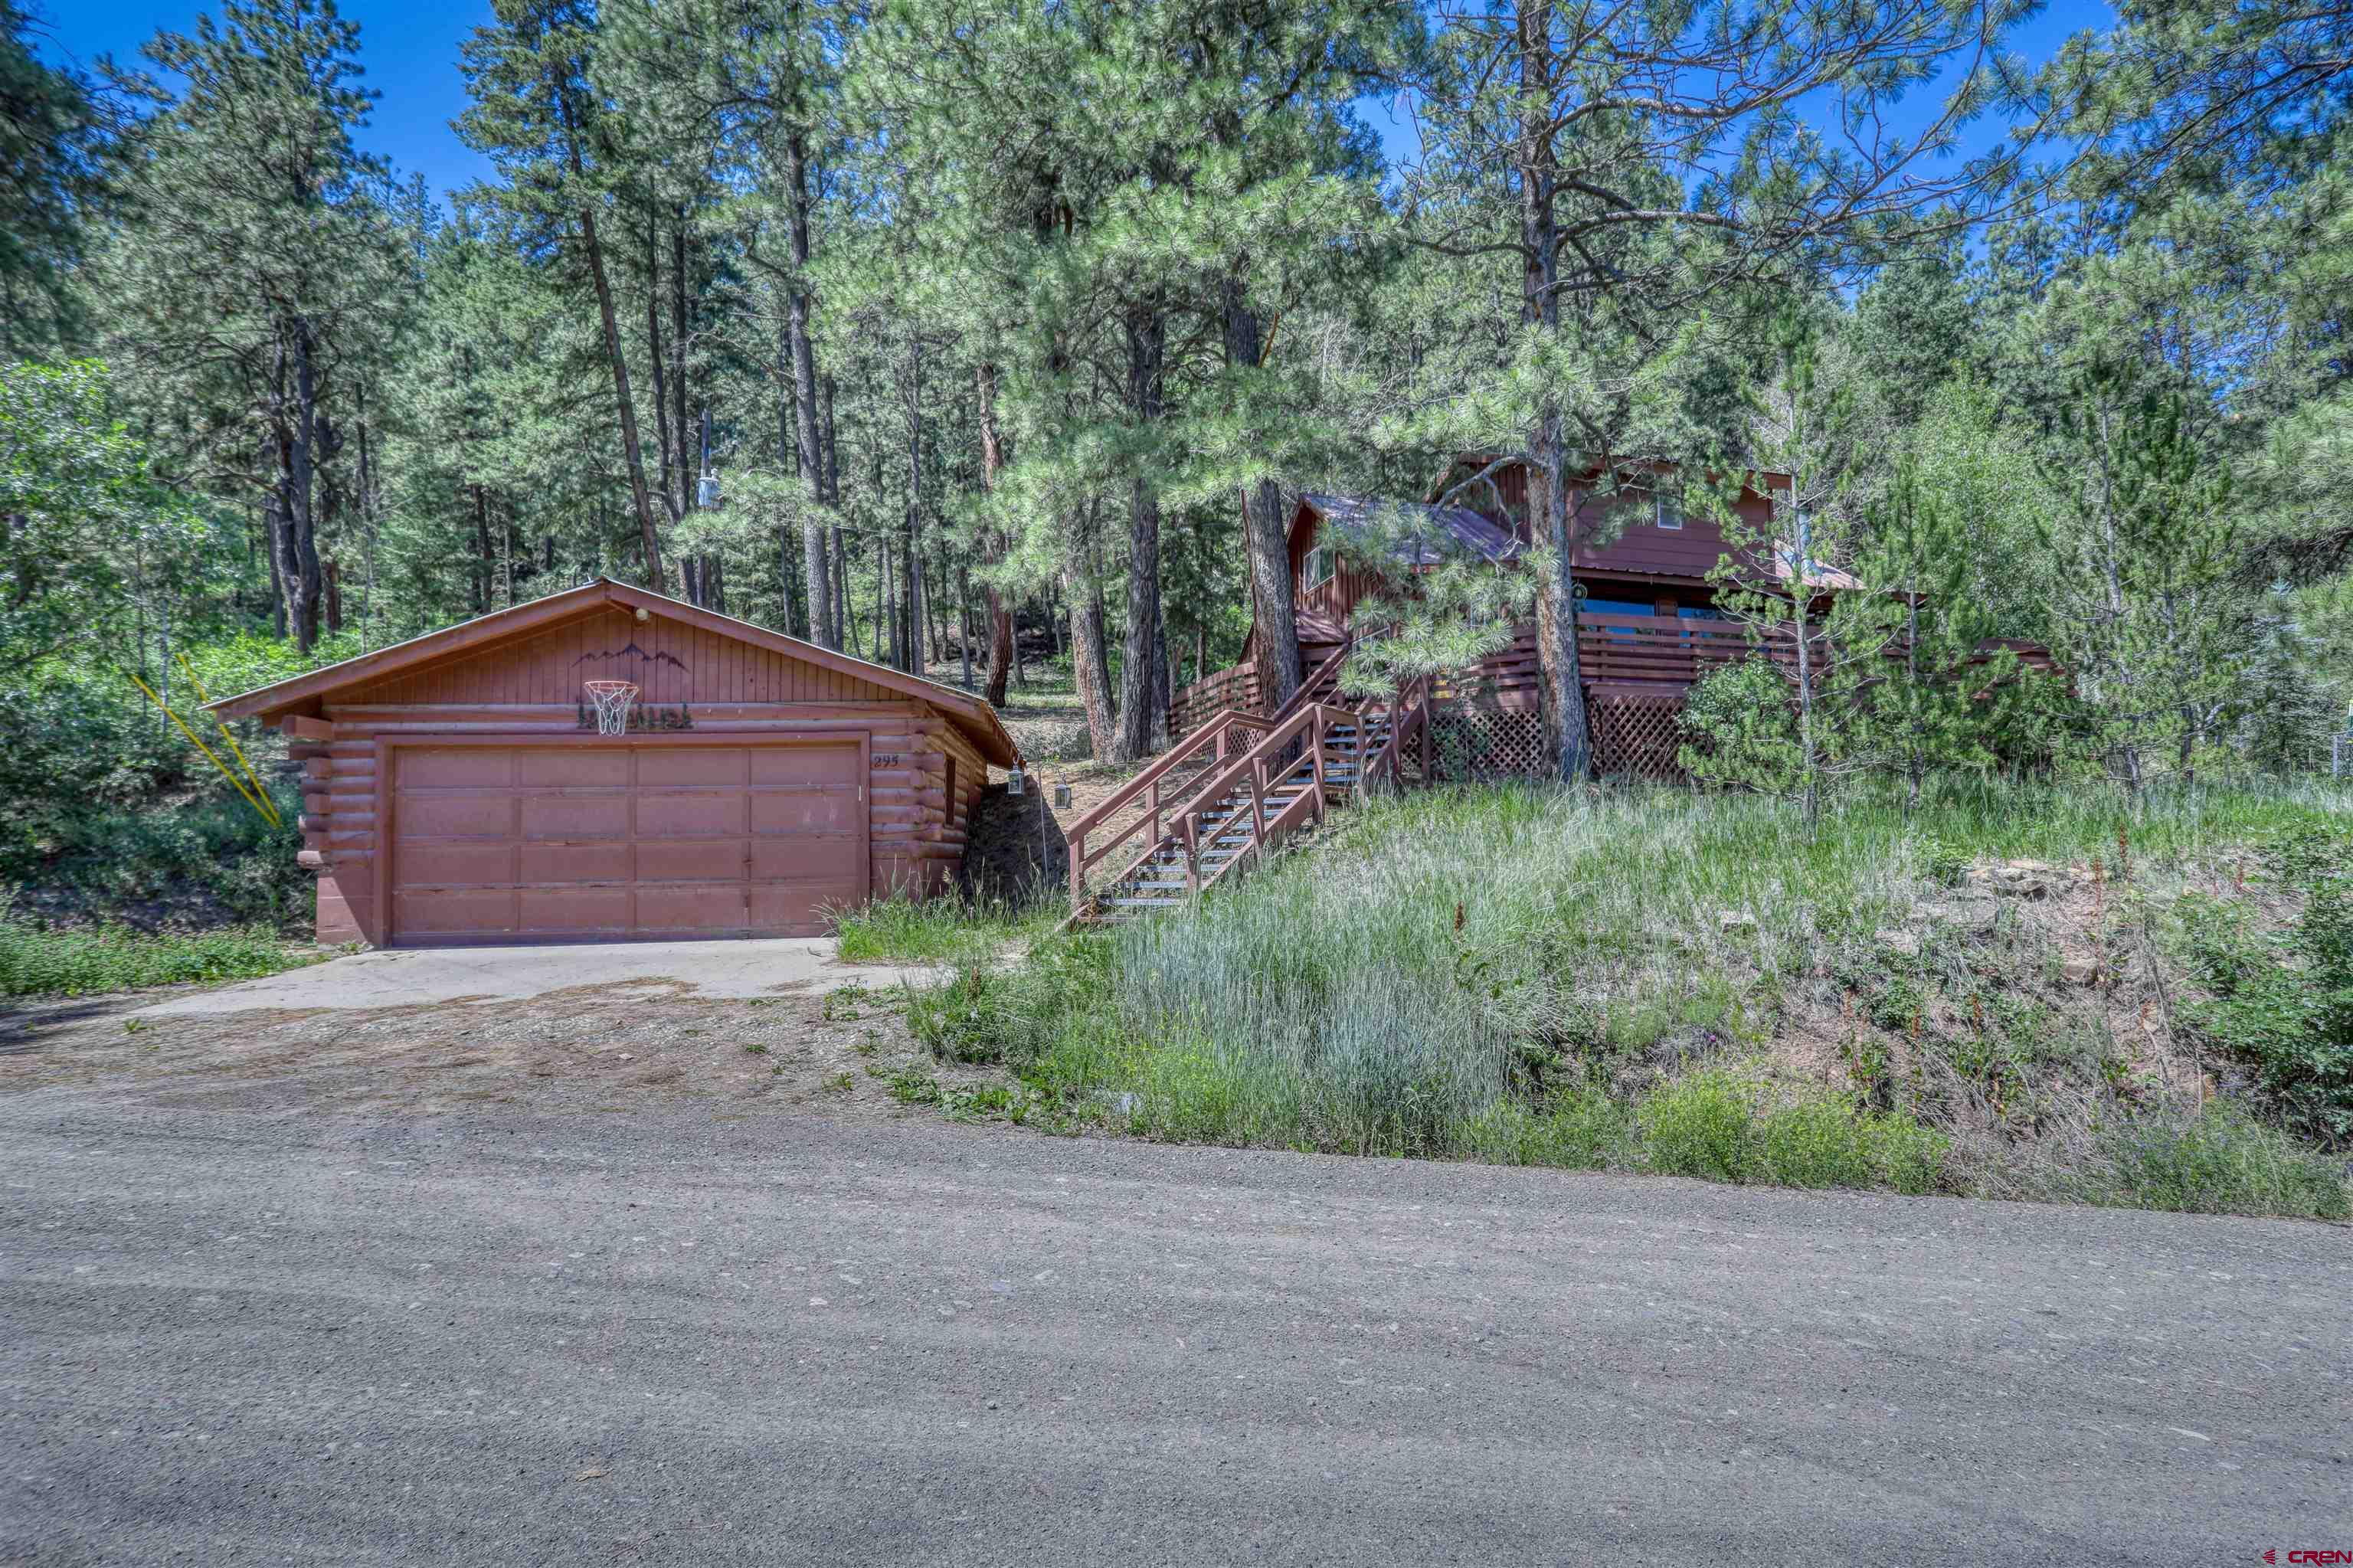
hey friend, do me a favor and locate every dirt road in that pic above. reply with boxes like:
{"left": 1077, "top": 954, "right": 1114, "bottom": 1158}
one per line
{"left": 3, "top": 1076, "right": 2347, "bottom": 1564}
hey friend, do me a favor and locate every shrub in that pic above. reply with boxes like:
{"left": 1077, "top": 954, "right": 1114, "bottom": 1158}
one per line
{"left": 1462, "top": 1092, "right": 1634, "bottom": 1170}
{"left": 2178, "top": 827, "right": 2353, "bottom": 1148}
{"left": 837, "top": 889, "right": 1039, "bottom": 965}
{"left": 1754, "top": 1095, "right": 1877, "bottom": 1188}
{"left": 1637, "top": 1071, "right": 1949, "bottom": 1193}
{"left": 1639, "top": 1071, "right": 1756, "bottom": 1181}
{"left": 2074, "top": 1107, "right": 2350, "bottom": 1222}
{"left": 909, "top": 935, "right": 1116, "bottom": 1066}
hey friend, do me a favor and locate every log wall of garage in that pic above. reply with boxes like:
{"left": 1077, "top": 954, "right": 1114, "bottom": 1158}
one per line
{"left": 283, "top": 606, "right": 993, "bottom": 945}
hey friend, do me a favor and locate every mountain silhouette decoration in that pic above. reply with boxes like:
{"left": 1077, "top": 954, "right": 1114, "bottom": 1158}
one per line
{"left": 572, "top": 641, "right": 690, "bottom": 673}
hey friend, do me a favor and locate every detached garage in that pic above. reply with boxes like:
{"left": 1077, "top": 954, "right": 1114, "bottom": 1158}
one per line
{"left": 209, "top": 578, "right": 1020, "bottom": 948}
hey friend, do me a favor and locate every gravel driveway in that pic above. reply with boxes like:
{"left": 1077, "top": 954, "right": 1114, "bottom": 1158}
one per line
{"left": 2, "top": 1062, "right": 2348, "bottom": 1565}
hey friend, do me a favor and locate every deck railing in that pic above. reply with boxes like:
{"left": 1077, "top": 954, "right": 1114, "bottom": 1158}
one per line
{"left": 1173, "top": 612, "right": 1795, "bottom": 735}
{"left": 1167, "top": 661, "right": 1259, "bottom": 738}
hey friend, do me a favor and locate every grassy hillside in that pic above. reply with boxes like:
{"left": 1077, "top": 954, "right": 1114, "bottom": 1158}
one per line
{"left": 892, "top": 778, "right": 2353, "bottom": 1221}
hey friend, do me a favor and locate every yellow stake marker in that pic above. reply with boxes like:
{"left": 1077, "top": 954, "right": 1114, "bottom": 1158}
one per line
{"left": 175, "top": 655, "right": 280, "bottom": 827}
{"left": 127, "top": 673, "right": 281, "bottom": 828}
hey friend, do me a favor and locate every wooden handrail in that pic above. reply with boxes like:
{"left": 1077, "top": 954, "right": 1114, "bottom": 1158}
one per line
{"left": 1361, "top": 674, "right": 1431, "bottom": 792}
{"left": 1070, "top": 638, "right": 1364, "bottom": 916}
{"left": 1178, "top": 700, "right": 1355, "bottom": 849}
{"left": 1193, "top": 701, "right": 1353, "bottom": 897}
{"left": 1081, "top": 698, "right": 1363, "bottom": 916}
{"left": 1064, "top": 705, "right": 1270, "bottom": 843}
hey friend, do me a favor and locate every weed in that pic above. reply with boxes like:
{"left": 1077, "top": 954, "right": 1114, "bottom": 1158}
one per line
{"left": 0, "top": 910, "right": 315, "bottom": 998}
{"left": 1639, "top": 1071, "right": 1950, "bottom": 1193}
{"left": 830, "top": 892, "right": 1046, "bottom": 964}
{"left": 2177, "top": 826, "right": 2353, "bottom": 1147}
{"left": 819, "top": 1071, "right": 854, "bottom": 1094}
{"left": 893, "top": 777, "right": 2348, "bottom": 1213}
{"left": 742, "top": 1041, "right": 768, "bottom": 1056}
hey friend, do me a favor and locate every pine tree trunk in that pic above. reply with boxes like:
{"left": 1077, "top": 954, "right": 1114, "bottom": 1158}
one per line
{"left": 1069, "top": 565, "right": 1116, "bottom": 763}
{"left": 284, "top": 318, "right": 324, "bottom": 655}
{"left": 976, "top": 362, "right": 1015, "bottom": 706}
{"left": 957, "top": 562, "right": 974, "bottom": 689}
{"left": 472, "top": 483, "right": 493, "bottom": 614}
{"left": 646, "top": 218, "right": 677, "bottom": 522}
{"left": 784, "top": 130, "right": 835, "bottom": 647}
{"left": 671, "top": 207, "right": 691, "bottom": 522}
{"left": 1153, "top": 612, "right": 1171, "bottom": 751}
{"left": 903, "top": 332, "right": 925, "bottom": 679}
{"left": 579, "top": 200, "right": 663, "bottom": 593}
{"left": 1222, "top": 286, "right": 1301, "bottom": 718}
{"left": 879, "top": 534, "right": 895, "bottom": 667}
{"left": 262, "top": 438, "right": 288, "bottom": 641}
{"left": 1516, "top": 2, "right": 1590, "bottom": 783}
{"left": 1114, "top": 303, "right": 1165, "bottom": 763}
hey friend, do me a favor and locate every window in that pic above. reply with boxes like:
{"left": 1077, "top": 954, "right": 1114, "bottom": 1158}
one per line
{"left": 1301, "top": 545, "right": 1334, "bottom": 589}
{"left": 1655, "top": 493, "right": 1684, "bottom": 530}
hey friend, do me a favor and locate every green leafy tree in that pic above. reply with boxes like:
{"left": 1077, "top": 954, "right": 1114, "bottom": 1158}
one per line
{"left": 0, "top": 359, "right": 220, "bottom": 670}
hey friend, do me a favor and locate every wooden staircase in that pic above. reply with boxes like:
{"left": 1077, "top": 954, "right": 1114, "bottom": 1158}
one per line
{"left": 1065, "top": 643, "right": 1430, "bottom": 928}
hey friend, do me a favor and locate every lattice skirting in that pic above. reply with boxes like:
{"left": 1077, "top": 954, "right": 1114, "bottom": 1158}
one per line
{"left": 1586, "top": 690, "right": 1687, "bottom": 781}
{"left": 1429, "top": 705, "right": 1551, "bottom": 781}
{"left": 1425, "top": 686, "right": 1692, "bottom": 782}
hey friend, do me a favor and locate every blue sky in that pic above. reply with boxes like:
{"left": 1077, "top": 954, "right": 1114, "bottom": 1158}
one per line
{"left": 40, "top": 0, "right": 2106, "bottom": 211}
{"left": 39, "top": 0, "right": 502, "bottom": 202}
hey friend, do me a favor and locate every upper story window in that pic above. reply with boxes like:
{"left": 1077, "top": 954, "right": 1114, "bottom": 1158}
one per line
{"left": 1301, "top": 545, "right": 1334, "bottom": 589}
{"left": 1655, "top": 493, "right": 1684, "bottom": 530}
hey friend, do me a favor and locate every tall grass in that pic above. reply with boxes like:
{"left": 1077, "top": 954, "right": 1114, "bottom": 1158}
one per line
{"left": 916, "top": 776, "right": 2353, "bottom": 1216}
{"left": 0, "top": 913, "right": 315, "bottom": 997}
{"left": 830, "top": 891, "right": 1055, "bottom": 965}
{"left": 2070, "top": 1105, "right": 2351, "bottom": 1221}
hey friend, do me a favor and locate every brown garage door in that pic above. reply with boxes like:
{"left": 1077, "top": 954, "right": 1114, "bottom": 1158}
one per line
{"left": 388, "top": 741, "right": 866, "bottom": 944}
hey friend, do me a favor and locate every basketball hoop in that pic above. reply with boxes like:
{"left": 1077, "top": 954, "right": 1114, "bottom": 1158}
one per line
{"left": 583, "top": 679, "right": 640, "bottom": 736}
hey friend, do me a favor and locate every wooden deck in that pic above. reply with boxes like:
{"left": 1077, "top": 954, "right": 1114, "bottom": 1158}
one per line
{"left": 1169, "top": 612, "right": 1776, "bottom": 780}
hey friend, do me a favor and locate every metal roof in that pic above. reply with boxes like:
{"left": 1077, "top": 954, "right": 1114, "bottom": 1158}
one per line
{"left": 1300, "top": 493, "right": 1523, "bottom": 567}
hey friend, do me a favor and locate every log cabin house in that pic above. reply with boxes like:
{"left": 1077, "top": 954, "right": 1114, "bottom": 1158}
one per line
{"left": 1172, "top": 456, "right": 1840, "bottom": 778}
{"left": 210, "top": 578, "right": 1017, "bottom": 948}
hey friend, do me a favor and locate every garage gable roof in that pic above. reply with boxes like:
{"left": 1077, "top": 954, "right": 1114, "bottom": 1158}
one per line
{"left": 208, "top": 578, "right": 1020, "bottom": 768}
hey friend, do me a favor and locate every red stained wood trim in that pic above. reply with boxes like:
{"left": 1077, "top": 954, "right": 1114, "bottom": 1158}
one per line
{"left": 209, "top": 578, "right": 1017, "bottom": 767}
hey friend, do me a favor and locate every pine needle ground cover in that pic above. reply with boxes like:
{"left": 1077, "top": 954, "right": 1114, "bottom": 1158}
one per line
{"left": 904, "top": 779, "right": 2353, "bottom": 1221}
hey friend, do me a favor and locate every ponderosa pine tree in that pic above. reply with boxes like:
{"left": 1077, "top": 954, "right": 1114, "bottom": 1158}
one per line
{"left": 1401, "top": 0, "right": 2057, "bottom": 782}
{"left": 2053, "top": 371, "right": 2243, "bottom": 790}
{"left": 97, "top": 0, "right": 399, "bottom": 653}
{"left": 459, "top": 0, "right": 666, "bottom": 593}
{"left": 0, "top": 0, "right": 104, "bottom": 358}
